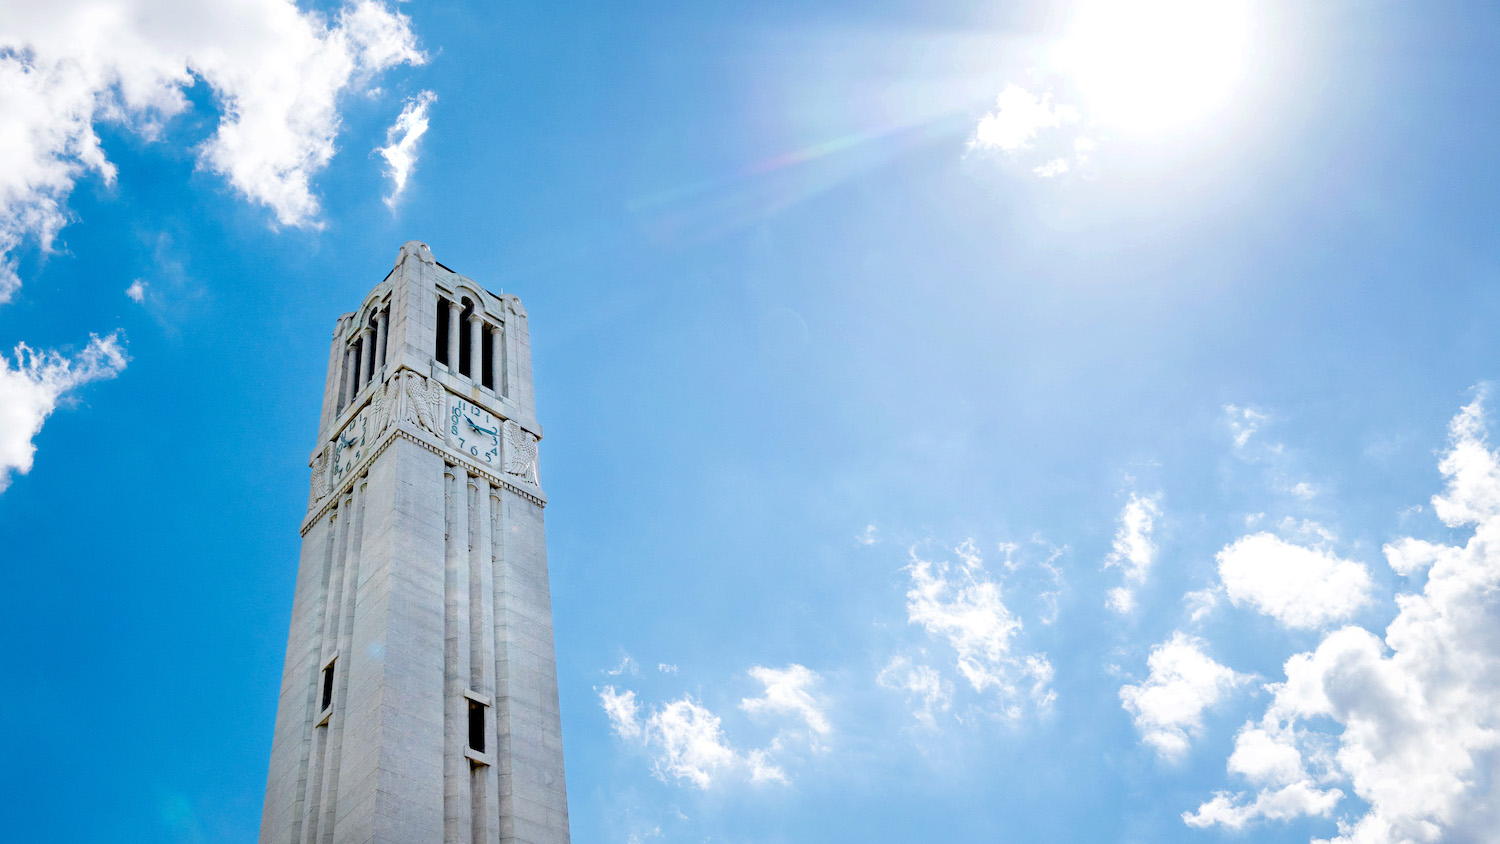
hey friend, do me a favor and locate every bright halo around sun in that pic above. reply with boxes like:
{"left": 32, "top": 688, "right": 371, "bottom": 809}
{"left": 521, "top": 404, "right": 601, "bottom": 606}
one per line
{"left": 1053, "top": 0, "right": 1254, "bottom": 137}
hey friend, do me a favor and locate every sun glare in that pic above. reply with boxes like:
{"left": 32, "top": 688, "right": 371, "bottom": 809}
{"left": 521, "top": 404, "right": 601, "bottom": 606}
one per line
{"left": 1054, "top": 0, "right": 1253, "bottom": 136}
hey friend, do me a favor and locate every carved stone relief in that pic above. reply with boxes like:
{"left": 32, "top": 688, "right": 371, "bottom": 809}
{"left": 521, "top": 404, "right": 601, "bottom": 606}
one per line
{"left": 308, "top": 445, "right": 330, "bottom": 509}
{"left": 400, "top": 370, "right": 445, "bottom": 438}
{"left": 504, "top": 420, "right": 540, "bottom": 485}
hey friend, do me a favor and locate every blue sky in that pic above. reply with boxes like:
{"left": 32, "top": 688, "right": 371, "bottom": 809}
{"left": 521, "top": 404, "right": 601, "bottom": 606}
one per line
{"left": 4, "top": 1, "right": 1500, "bottom": 842}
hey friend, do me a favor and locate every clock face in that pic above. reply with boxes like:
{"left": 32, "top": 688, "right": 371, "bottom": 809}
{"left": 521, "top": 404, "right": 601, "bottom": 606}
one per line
{"left": 447, "top": 397, "right": 501, "bottom": 465}
{"left": 332, "top": 410, "right": 367, "bottom": 478}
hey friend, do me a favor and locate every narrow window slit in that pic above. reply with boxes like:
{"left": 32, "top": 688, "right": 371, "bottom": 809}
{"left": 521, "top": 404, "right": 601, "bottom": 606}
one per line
{"left": 467, "top": 700, "right": 485, "bottom": 753}
{"left": 321, "top": 661, "right": 336, "bottom": 712}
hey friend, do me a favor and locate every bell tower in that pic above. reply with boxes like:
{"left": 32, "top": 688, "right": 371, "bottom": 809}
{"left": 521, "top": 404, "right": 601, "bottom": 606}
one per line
{"left": 260, "top": 241, "right": 569, "bottom": 844}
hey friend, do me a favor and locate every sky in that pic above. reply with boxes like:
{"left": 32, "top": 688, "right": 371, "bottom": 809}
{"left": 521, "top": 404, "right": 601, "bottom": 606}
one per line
{"left": 3, "top": 0, "right": 1500, "bottom": 842}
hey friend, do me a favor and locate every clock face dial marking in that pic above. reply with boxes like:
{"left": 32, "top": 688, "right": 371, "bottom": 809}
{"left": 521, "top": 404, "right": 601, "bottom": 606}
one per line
{"left": 447, "top": 397, "right": 501, "bottom": 466}
{"left": 332, "top": 409, "right": 367, "bottom": 478}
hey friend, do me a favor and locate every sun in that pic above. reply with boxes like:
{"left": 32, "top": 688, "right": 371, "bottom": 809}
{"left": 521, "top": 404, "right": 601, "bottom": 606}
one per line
{"left": 1052, "top": 0, "right": 1254, "bottom": 136}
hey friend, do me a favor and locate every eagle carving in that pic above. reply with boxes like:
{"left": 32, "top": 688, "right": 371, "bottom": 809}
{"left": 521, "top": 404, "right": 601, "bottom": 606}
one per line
{"left": 401, "top": 371, "right": 446, "bottom": 438}
{"left": 308, "top": 446, "right": 330, "bottom": 508}
{"left": 504, "top": 420, "right": 539, "bottom": 485}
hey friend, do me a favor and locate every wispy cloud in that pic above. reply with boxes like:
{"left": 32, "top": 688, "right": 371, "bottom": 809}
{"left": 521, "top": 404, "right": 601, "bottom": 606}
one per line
{"left": 1103, "top": 493, "right": 1162, "bottom": 614}
{"left": 377, "top": 89, "right": 438, "bottom": 208}
{"left": 877, "top": 655, "right": 952, "bottom": 728}
{"left": 601, "top": 663, "right": 830, "bottom": 788}
{"left": 898, "top": 541, "right": 1054, "bottom": 719}
{"left": 125, "top": 280, "right": 147, "bottom": 303}
{"left": 1225, "top": 404, "right": 1268, "bottom": 450}
{"left": 600, "top": 687, "right": 736, "bottom": 788}
{"left": 740, "top": 664, "right": 830, "bottom": 744}
{"left": 0, "top": 333, "right": 128, "bottom": 491}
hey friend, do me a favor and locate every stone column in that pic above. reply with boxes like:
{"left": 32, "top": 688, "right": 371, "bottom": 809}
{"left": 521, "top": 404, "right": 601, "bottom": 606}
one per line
{"left": 444, "top": 468, "right": 473, "bottom": 840}
{"left": 490, "top": 324, "right": 506, "bottom": 397}
{"left": 447, "top": 300, "right": 462, "bottom": 374}
{"left": 360, "top": 326, "right": 375, "bottom": 391}
{"left": 374, "top": 309, "right": 389, "bottom": 382}
{"left": 343, "top": 344, "right": 358, "bottom": 409}
{"left": 468, "top": 313, "right": 484, "bottom": 383}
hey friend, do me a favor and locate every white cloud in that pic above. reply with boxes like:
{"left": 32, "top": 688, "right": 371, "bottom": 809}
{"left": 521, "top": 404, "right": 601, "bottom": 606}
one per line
{"left": 902, "top": 541, "right": 1053, "bottom": 716}
{"left": 1183, "top": 586, "right": 1220, "bottom": 623}
{"left": 1216, "top": 533, "right": 1372, "bottom": 630}
{"left": 599, "top": 685, "right": 642, "bottom": 740}
{"left": 0, "top": 332, "right": 127, "bottom": 491}
{"left": 746, "top": 748, "right": 787, "bottom": 785}
{"left": 1382, "top": 537, "right": 1456, "bottom": 578}
{"left": 856, "top": 524, "right": 878, "bottom": 546}
{"left": 376, "top": 89, "right": 436, "bottom": 208}
{"left": 1120, "top": 632, "right": 1252, "bottom": 761}
{"left": 1103, "top": 493, "right": 1162, "bottom": 614}
{"left": 0, "top": 0, "right": 424, "bottom": 300}
{"left": 1105, "top": 586, "right": 1137, "bottom": 614}
{"left": 1431, "top": 397, "right": 1500, "bottom": 527}
{"left": 1032, "top": 158, "right": 1069, "bottom": 178}
{"left": 740, "top": 664, "right": 830, "bottom": 739}
{"left": 599, "top": 686, "right": 736, "bottom": 789}
{"left": 657, "top": 662, "right": 678, "bottom": 674}
{"left": 606, "top": 654, "right": 639, "bottom": 676}
{"left": 603, "top": 666, "right": 829, "bottom": 788}
{"left": 971, "top": 85, "right": 1076, "bottom": 154}
{"left": 877, "top": 655, "right": 952, "bottom": 728}
{"left": 124, "top": 279, "right": 146, "bottom": 303}
{"left": 1226, "top": 403, "right": 1267, "bottom": 449}
{"left": 1188, "top": 397, "right": 1500, "bottom": 840}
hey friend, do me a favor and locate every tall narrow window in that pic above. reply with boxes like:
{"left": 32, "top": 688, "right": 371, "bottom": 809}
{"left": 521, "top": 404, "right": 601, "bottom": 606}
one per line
{"left": 351, "top": 340, "right": 363, "bottom": 393}
{"left": 467, "top": 700, "right": 485, "bottom": 753}
{"left": 321, "top": 661, "right": 336, "bottom": 712}
{"left": 480, "top": 326, "right": 495, "bottom": 390}
{"left": 458, "top": 300, "right": 475, "bottom": 377}
{"left": 436, "top": 297, "right": 451, "bottom": 365}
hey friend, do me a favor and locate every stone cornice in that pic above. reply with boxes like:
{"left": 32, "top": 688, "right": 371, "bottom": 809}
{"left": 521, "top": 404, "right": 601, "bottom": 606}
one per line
{"left": 301, "top": 425, "right": 547, "bottom": 536}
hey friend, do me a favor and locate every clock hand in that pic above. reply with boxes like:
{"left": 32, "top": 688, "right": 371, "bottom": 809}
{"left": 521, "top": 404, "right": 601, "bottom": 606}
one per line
{"left": 466, "top": 418, "right": 499, "bottom": 436}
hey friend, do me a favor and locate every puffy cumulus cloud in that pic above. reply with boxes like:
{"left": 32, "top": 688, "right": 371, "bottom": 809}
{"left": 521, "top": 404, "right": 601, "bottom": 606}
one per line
{"left": 1187, "top": 398, "right": 1500, "bottom": 841}
{"left": 1216, "top": 533, "right": 1373, "bottom": 630}
{"left": 0, "top": 0, "right": 424, "bottom": 300}
{"left": 1431, "top": 397, "right": 1500, "bottom": 527}
{"left": 740, "top": 664, "right": 830, "bottom": 741}
{"left": 877, "top": 655, "right": 952, "bottom": 728}
{"left": 971, "top": 85, "right": 1076, "bottom": 153}
{"left": 901, "top": 541, "right": 1054, "bottom": 718}
{"left": 1103, "top": 493, "right": 1162, "bottom": 614}
{"left": 1119, "top": 632, "right": 1252, "bottom": 761}
{"left": 376, "top": 89, "right": 436, "bottom": 208}
{"left": 0, "top": 332, "right": 127, "bottom": 490}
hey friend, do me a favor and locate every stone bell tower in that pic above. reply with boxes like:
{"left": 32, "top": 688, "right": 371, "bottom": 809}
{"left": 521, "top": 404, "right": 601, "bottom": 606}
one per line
{"left": 260, "top": 241, "right": 569, "bottom": 844}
